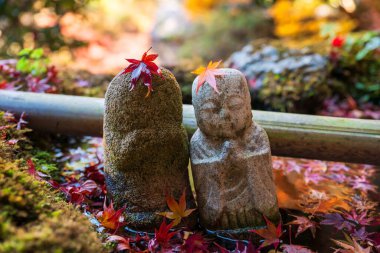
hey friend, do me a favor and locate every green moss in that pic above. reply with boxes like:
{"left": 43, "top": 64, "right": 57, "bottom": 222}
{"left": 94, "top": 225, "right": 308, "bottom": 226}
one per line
{"left": 0, "top": 111, "right": 105, "bottom": 253}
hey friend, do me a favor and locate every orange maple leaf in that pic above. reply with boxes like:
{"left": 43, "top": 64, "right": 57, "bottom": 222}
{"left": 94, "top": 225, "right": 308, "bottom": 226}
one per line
{"left": 158, "top": 190, "right": 196, "bottom": 226}
{"left": 191, "top": 60, "right": 225, "bottom": 94}
{"left": 303, "top": 196, "right": 351, "bottom": 215}
{"left": 96, "top": 198, "right": 126, "bottom": 231}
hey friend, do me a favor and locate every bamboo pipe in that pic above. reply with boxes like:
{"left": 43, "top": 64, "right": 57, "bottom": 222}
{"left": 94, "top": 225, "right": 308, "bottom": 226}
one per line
{"left": 1, "top": 90, "right": 379, "bottom": 165}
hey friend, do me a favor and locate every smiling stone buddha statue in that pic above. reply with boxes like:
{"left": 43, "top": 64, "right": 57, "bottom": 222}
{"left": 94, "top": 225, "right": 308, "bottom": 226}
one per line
{"left": 190, "top": 68, "right": 280, "bottom": 233}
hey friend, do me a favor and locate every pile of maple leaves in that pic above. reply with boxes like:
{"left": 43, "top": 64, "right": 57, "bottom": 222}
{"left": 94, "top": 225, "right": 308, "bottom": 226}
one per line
{"left": 2, "top": 49, "right": 380, "bottom": 252}
{"left": 22, "top": 134, "right": 379, "bottom": 253}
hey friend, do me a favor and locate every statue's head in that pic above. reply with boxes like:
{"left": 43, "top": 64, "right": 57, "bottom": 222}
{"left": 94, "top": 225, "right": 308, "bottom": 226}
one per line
{"left": 192, "top": 68, "right": 252, "bottom": 139}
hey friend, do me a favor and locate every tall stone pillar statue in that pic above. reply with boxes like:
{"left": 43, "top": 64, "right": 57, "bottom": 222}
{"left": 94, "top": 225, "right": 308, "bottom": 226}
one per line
{"left": 104, "top": 68, "right": 195, "bottom": 230}
{"left": 190, "top": 68, "right": 280, "bottom": 233}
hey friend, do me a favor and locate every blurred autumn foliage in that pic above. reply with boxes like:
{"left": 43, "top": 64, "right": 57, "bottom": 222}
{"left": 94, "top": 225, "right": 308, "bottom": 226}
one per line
{"left": 0, "top": 0, "right": 90, "bottom": 57}
{"left": 1, "top": 1, "right": 380, "bottom": 252}
{"left": 270, "top": 0, "right": 356, "bottom": 43}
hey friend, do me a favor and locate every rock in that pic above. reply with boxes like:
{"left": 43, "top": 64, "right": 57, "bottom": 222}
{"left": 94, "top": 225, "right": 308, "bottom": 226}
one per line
{"left": 104, "top": 68, "right": 195, "bottom": 230}
{"left": 190, "top": 68, "right": 280, "bottom": 233}
{"left": 226, "top": 42, "right": 330, "bottom": 113}
{"left": 228, "top": 44, "right": 328, "bottom": 90}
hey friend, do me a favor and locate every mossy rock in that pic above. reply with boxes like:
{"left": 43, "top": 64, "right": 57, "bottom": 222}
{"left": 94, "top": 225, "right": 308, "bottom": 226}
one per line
{"left": 0, "top": 159, "right": 105, "bottom": 253}
{"left": 227, "top": 39, "right": 331, "bottom": 113}
{"left": 0, "top": 111, "right": 105, "bottom": 253}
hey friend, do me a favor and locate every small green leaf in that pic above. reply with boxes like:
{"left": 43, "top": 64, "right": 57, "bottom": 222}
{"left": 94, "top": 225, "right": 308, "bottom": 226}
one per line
{"left": 18, "top": 48, "right": 32, "bottom": 57}
{"left": 30, "top": 48, "right": 44, "bottom": 59}
{"left": 355, "top": 82, "right": 365, "bottom": 90}
{"left": 355, "top": 48, "right": 370, "bottom": 61}
{"left": 16, "top": 57, "right": 29, "bottom": 72}
{"left": 368, "top": 84, "right": 380, "bottom": 92}
{"left": 31, "top": 61, "right": 47, "bottom": 76}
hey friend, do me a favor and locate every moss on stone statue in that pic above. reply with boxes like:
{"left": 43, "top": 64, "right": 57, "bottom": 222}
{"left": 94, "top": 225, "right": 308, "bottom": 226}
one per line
{"left": 104, "top": 68, "right": 196, "bottom": 230}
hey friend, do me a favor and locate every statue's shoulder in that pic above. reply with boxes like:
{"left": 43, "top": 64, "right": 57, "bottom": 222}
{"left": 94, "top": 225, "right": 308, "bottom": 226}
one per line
{"left": 246, "top": 122, "right": 271, "bottom": 154}
{"left": 190, "top": 129, "right": 220, "bottom": 164}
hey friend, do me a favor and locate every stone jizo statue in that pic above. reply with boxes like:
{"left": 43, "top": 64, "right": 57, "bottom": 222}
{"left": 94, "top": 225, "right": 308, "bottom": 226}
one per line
{"left": 104, "top": 68, "right": 195, "bottom": 230}
{"left": 190, "top": 68, "right": 280, "bottom": 232}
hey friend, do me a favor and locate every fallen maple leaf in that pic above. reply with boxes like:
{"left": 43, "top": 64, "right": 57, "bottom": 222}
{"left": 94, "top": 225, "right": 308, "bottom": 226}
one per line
{"left": 281, "top": 244, "right": 315, "bottom": 253}
{"left": 249, "top": 216, "right": 283, "bottom": 250}
{"left": 158, "top": 190, "right": 196, "bottom": 226}
{"left": 107, "top": 235, "right": 131, "bottom": 252}
{"left": 122, "top": 47, "right": 162, "bottom": 97}
{"left": 303, "top": 196, "right": 351, "bottom": 215}
{"left": 351, "top": 227, "right": 372, "bottom": 242}
{"left": 344, "top": 210, "right": 373, "bottom": 226}
{"left": 320, "top": 213, "right": 354, "bottom": 231}
{"left": 181, "top": 233, "right": 209, "bottom": 253}
{"left": 27, "top": 159, "right": 47, "bottom": 180}
{"left": 61, "top": 179, "right": 98, "bottom": 204}
{"left": 16, "top": 112, "right": 28, "bottom": 130}
{"left": 148, "top": 219, "right": 176, "bottom": 252}
{"left": 191, "top": 60, "right": 225, "bottom": 94}
{"left": 332, "top": 234, "right": 371, "bottom": 253}
{"left": 287, "top": 215, "right": 318, "bottom": 238}
{"left": 234, "top": 241, "right": 259, "bottom": 253}
{"left": 96, "top": 198, "right": 126, "bottom": 231}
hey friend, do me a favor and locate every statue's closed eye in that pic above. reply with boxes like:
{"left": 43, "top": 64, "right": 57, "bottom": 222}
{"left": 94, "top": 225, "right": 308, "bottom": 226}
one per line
{"left": 201, "top": 101, "right": 219, "bottom": 113}
{"left": 227, "top": 97, "right": 244, "bottom": 110}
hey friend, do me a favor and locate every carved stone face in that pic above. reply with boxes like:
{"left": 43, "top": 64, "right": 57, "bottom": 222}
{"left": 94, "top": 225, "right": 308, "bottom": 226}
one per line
{"left": 192, "top": 69, "right": 252, "bottom": 138}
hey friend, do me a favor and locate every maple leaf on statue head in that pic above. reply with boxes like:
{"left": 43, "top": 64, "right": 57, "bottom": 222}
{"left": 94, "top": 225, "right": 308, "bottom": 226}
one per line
{"left": 122, "top": 47, "right": 162, "bottom": 97}
{"left": 192, "top": 60, "right": 225, "bottom": 94}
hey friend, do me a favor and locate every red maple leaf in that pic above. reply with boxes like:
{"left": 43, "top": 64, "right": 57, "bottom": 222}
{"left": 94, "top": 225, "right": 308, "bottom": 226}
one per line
{"left": 182, "top": 233, "right": 209, "bottom": 253}
{"left": 344, "top": 210, "right": 373, "bottom": 226}
{"left": 249, "top": 216, "right": 283, "bottom": 250}
{"left": 61, "top": 179, "right": 98, "bottom": 204}
{"left": 191, "top": 60, "right": 225, "bottom": 94}
{"left": 96, "top": 198, "right": 126, "bottom": 231}
{"left": 234, "top": 241, "right": 259, "bottom": 253}
{"left": 27, "top": 159, "right": 47, "bottom": 180}
{"left": 332, "top": 36, "right": 345, "bottom": 48}
{"left": 107, "top": 235, "right": 131, "bottom": 252}
{"left": 122, "top": 47, "right": 162, "bottom": 97}
{"left": 148, "top": 219, "right": 176, "bottom": 252}
{"left": 84, "top": 161, "right": 105, "bottom": 184}
{"left": 287, "top": 215, "right": 318, "bottom": 238}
